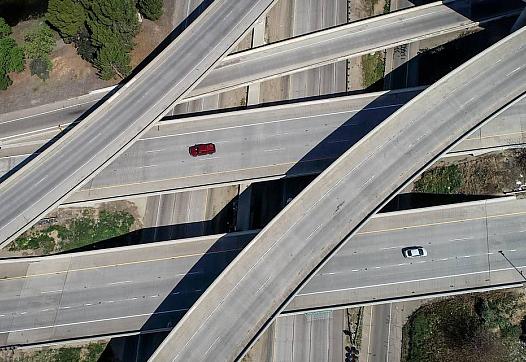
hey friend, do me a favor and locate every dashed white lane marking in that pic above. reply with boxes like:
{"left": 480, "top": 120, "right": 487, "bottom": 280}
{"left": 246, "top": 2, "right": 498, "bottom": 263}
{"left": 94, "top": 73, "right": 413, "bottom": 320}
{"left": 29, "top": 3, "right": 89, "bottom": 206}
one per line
{"left": 41, "top": 290, "right": 62, "bottom": 294}
{"left": 197, "top": 156, "right": 220, "bottom": 162}
{"left": 108, "top": 280, "right": 132, "bottom": 286}
{"left": 506, "top": 66, "right": 522, "bottom": 77}
{"left": 2, "top": 307, "right": 190, "bottom": 333}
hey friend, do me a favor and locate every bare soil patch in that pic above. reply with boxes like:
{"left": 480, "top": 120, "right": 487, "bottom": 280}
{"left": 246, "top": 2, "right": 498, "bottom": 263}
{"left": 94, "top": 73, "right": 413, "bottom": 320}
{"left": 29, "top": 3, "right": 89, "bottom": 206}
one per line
{"left": 413, "top": 149, "right": 526, "bottom": 195}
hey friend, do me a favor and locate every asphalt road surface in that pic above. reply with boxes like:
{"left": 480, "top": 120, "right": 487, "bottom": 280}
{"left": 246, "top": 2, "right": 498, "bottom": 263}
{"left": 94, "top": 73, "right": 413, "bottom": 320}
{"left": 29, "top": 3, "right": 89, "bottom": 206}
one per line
{"left": 2, "top": 88, "right": 525, "bottom": 206}
{"left": 0, "top": 0, "right": 278, "bottom": 247}
{"left": 150, "top": 27, "right": 526, "bottom": 362}
{"left": 1, "top": 1, "right": 517, "bottom": 147}
{"left": 1, "top": 197, "right": 526, "bottom": 347}
{"left": 270, "top": 310, "right": 346, "bottom": 362}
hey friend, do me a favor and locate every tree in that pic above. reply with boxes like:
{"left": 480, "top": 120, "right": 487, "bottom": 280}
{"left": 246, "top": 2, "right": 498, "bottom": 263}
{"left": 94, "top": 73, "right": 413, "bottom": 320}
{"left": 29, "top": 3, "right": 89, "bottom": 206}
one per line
{"left": 94, "top": 41, "right": 131, "bottom": 80}
{"left": 82, "top": 0, "right": 139, "bottom": 51}
{"left": 46, "top": 0, "right": 86, "bottom": 40}
{"left": 0, "top": 17, "right": 24, "bottom": 90}
{"left": 75, "top": 26, "right": 96, "bottom": 62}
{"left": 0, "top": 17, "right": 11, "bottom": 38}
{"left": 81, "top": 0, "right": 139, "bottom": 80}
{"left": 137, "top": 0, "right": 163, "bottom": 21}
{"left": 24, "top": 23, "right": 56, "bottom": 60}
{"left": 0, "top": 37, "right": 25, "bottom": 73}
{"left": 24, "top": 23, "right": 56, "bottom": 80}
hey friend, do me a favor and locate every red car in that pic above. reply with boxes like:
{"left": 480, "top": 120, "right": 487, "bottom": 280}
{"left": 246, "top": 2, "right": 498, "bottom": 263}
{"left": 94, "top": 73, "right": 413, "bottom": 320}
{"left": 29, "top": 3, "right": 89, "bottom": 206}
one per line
{"left": 189, "top": 143, "right": 216, "bottom": 157}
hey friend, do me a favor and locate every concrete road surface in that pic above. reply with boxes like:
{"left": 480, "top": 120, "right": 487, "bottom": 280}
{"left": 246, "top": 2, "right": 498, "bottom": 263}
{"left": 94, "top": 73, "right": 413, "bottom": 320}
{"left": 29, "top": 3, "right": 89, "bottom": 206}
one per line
{"left": 1, "top": 1, "right": 519, "bottom": 147}
{"left": 0, "top": 0, "right": 279, "bottom": 246}
{"left": 2, "top": 88, "right": 525, "bottom": 206}
{"left": 2, "top": 197, "right": 526, "bottom": 347}
{"left": 150, "top": 27, "right": 526, "bottom": 362}
{"left": 270, "top": 310, "right": 346, "bottom": 362}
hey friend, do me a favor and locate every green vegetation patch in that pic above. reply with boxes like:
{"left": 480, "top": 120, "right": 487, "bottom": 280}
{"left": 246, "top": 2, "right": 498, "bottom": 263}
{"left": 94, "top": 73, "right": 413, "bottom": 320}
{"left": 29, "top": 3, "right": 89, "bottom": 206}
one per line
{"left": 402, "top": 292, "right": 526, "bottom": 362}
{"left": 413, "top": 164, "right": 463, "bottom": 194}
{"left": 1, "top": 342, "right": 106, "bottom": 362}
{"left": 24, "top": 22, "right": 55, "bottom": 80}
{"left": 0, "top": 17, "right": 25, "bottom": 90}
{"left": 383, "top": 0, "right": 391, "bottom": 14}
{"left": 84, "top": 342, "right": 106, "bottom": 362}
{"left": 10, "top": 210, "right": 135, "bottom": 253}
{"left": 46, "top": 0, "right": 164, "bottom": 80}
{"left": 361, "top": 51, "right": 385, "bottom": 89}
{"left": 137, "top": 0, "right": 164, "bottom": 21}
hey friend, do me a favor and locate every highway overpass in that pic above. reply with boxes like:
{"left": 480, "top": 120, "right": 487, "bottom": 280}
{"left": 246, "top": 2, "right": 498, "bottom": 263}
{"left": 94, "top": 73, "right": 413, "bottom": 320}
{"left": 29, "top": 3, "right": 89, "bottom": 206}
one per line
{"left": 1, "top": 88, "right": 525, "bottom": 206}
{"left": 150, "top": 26, "right": 526, "bottom": 362}
{"left": 0, "top": 197, "right": 524, "bottom": 347}
{"left": 0, "top": 0, "right": 279, "bottom": 247}
{"left": 0, "top": 1, "right": 519, "bottom": 147}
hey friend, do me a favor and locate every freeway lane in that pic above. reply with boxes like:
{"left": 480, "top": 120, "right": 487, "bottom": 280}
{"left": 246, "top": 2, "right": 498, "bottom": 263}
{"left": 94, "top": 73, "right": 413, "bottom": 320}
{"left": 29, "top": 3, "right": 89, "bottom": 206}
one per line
{"left": 0, "top": 0, "right": 279, "bottom": 247}
{"left": 1, "top": 197, "right": 525, "bottom": 346}
{"left": 150, "top": 27, "right": 526, "bottom": 362}
{"left": 1, "top": 1, "right": 520, "bottom": 145}
{"left": 2, "top": 88, "right": 525, "bottom": 206}
{"left": 287, "top": 197, "right": 526, "bottom": 312}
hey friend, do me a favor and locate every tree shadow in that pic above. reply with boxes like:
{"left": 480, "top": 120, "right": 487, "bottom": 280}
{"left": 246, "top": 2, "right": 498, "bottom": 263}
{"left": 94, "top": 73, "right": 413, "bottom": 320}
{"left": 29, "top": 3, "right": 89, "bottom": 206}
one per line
{"left": 0, "top": 0, "right": 213, "bottom": 185}
{"left": 94, "top": 84, "right": 502, "bottom": 360}
{"left": 0, "top": 0, "right": 48, "bottom": 26}
{"left": 4, "top": 1, "right": 524, "bottom": 359}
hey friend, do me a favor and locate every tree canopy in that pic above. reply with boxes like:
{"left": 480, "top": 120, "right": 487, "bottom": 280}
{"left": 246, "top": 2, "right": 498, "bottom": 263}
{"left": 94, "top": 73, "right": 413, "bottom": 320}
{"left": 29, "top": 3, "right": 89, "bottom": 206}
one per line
{"left": 23, "top": 23, "right": 55, "bottom": 80}
{"left": 138, "top": 0, "right": 163, "bottom": 21}
{"left": 24, "top": 23, "right": 55, "bottom": 60}
{"left": 43, "top": 0, "right": 164, "bottom": 80}
{"left": 0, "top": 17, "right": 11, "bottom": 38}
{"left": 46, "top": 0, "right": 86, "bottom": 40}
{"left": 0, "top": 17, "right": 24, "bottom": 90}
{"left": 82, "top": 0, "right": 139, "bottom": 50}
{"left": 79, "top": 0, "right": 139, "bottom": 79}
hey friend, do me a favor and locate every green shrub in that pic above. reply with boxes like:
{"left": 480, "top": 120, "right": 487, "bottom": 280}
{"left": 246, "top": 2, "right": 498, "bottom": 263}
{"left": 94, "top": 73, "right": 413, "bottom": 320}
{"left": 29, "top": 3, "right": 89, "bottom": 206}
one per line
{"left": 46, "top": 0, "right": 86, "bottom": 40}
{"left": 0, "top": 17, "right": 24, "bottom": 89}
{"left": 29, "top": 56, "right": 52, "bottom": 79}
{"left": 414, "top": 164, "right": 463, "bottom": 194}
{"left": 24, "top": 23, "right": 55, "bottom": 60}
{"left": 138, "top": 0, "right": 163, "bottom": 21}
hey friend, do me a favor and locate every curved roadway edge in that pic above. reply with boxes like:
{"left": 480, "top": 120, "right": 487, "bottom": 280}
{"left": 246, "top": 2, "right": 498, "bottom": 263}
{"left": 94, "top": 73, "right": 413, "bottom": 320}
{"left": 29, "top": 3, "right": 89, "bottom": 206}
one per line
{"left": 1, "top": 0, "right": 519, "bottom": 145}
{"left": 2, "top": 88, "right": 526, "bottom": 207}
{"left": 149, "top": 28, "right": 526, "bottom": 361}
{"left": 1, "top": 196, "right": 525, "bottom": 347}
{"left": 0, "top": 0, "right": 279, "bottom": 247}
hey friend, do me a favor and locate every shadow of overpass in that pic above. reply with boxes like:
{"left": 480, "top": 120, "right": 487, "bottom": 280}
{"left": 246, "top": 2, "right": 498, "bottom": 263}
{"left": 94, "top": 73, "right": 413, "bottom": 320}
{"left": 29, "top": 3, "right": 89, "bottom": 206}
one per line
{"left": 0, "top": 0, "right": 213, "bottom": 185}
{"left": 6, "top": 0, "right": 523, "bottom": 359}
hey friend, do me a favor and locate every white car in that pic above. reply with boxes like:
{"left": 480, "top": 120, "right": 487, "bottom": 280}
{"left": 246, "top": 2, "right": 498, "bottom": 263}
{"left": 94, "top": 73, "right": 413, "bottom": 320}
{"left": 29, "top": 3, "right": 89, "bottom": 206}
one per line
{"left": 402, "top": 246, "right": 427, "bottom": 258}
